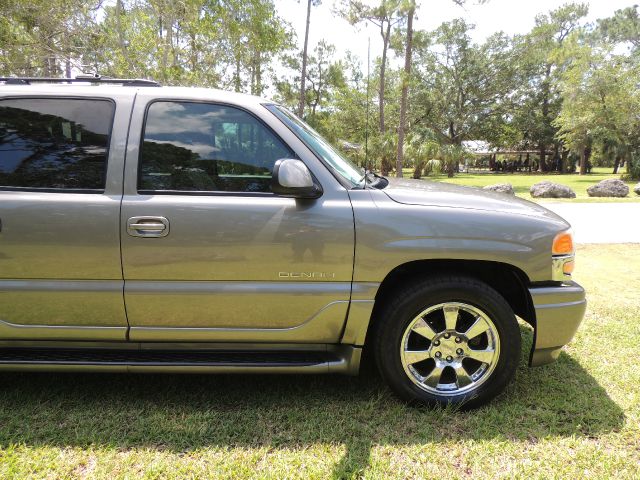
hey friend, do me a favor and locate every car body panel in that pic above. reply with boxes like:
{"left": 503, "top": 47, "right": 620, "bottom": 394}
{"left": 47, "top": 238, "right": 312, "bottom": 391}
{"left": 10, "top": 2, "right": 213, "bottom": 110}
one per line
{"left": 0, "top": 87, "right": 134, "bottom": 338}
{"left": 382, "top": 177, "right": 568, "bottom": 221}
{"left": 528, "top": 282, "right": 587, "bottom": 366}
{"left": 348, "top": 188, "right": 568, "bottom": 284}
{"left": 119, "top": 89, "right": 355, "bottom": 342}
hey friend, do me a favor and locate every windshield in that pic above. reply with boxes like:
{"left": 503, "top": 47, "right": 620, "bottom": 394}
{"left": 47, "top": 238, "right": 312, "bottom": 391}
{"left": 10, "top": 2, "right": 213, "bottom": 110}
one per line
{"left": 267, "top": 105, "right": 365, "bottom": 188}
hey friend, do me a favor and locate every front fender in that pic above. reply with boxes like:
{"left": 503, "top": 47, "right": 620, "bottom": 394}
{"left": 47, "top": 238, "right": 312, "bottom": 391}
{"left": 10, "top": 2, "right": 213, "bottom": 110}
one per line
{"left": 350, "top": 189, "right": 560, "bottom": 283}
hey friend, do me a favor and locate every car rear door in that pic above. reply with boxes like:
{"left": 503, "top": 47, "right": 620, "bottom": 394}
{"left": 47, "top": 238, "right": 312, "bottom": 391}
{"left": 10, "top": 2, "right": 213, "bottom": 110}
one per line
{"left": 0, "top": 91, "right": 131, "bottom": 341}
{"left": 120, "top": 92, "right": 355, "bottom": 343}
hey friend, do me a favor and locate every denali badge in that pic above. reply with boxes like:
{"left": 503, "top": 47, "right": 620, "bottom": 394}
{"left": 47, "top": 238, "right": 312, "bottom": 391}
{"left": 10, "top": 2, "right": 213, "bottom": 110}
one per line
{"left": 279, "top": 272, "right": 336, "bottom": 279}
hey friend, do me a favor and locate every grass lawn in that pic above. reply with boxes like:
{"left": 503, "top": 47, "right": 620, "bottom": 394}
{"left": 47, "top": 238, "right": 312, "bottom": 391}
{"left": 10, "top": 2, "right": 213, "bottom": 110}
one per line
{"left": 405, "top": 167, "right": 640, "bottom": 203}
{"left": 1, "top": 244, "right": 639, "bottom": 479}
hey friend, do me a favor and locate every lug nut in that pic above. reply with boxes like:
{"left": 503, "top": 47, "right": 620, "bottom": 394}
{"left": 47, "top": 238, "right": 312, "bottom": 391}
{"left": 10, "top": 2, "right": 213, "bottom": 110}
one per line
{"left": 446, "top": 356, "right": 453, "bottom": 362}
{"left": 455, "top": 337, "right": 462, "bottom": 343}
{"left": 444, "top": 333, "right": 451, "bottom": 339}
{"left": 456, "top": 348, "right": 464, "bottom": 355}
{"left": 433, "top": 340, "right": 440, "bottom": 346}
{"left": 435, "top": 351, "right": 442, "bottom": 358}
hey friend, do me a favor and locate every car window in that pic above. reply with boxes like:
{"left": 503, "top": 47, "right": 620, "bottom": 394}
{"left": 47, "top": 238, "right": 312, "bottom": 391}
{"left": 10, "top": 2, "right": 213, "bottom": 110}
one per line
{"left": 139, "top": 101, "right": 295, "bottom": 193}
{"left": 0, "top": 98, "right": 114, "bottom": 191}
{"left": 267, "top": 105, "right": 365, "bottom": 189}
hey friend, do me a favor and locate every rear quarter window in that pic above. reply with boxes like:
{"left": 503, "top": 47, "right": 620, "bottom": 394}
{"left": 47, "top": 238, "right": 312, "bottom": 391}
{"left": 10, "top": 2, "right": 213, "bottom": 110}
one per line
{"left": 0, "top": 98, "right": 115, "bottom": 192}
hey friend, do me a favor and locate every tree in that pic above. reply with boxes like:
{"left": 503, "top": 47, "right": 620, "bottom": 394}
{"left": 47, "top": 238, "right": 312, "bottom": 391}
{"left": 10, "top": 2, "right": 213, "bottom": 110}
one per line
{"left": 305, "top": 41, "right": 347, "bottom": 119}
{"left": 0, "top": 0, "right": 101, "bottom": 76}
{"left": 225, "top": 0, "right": 293, "bottom": 95}
{"left": 298, "top": 0, "right": 321, "bottom": 117}
{"left": 337, "top": 0, "right": 402, "bottom": 133}
{"left": 410, "top": 21, "right": 518, "bottom": 176}
{"left": 516, "top": 3, "right": 588, "bottom": 172}
{"left": 598, "top": 5, "right": 640, "bottom": 53}
{"left": 393, "top": 0, "right": 489, "bottom": 178}
{"left": 395, "top": 1, "right": 414, "bottom": 177}
{"left": 555, "top": 11, "right": 640, "bottom": 176}
{"left": 0, "top": 0, "right": 292, "bottom": 93}
{"left": 597, "top": 5, "right": 640, "bottom": 179}
{"left": 407, "top": 135, "right": 439, "bottom": 178}
{"left": 315, "top": 52, "right": 370, "bottom": 156}
{"left": 274, "top": 41, "right": 347, "bottom": 132}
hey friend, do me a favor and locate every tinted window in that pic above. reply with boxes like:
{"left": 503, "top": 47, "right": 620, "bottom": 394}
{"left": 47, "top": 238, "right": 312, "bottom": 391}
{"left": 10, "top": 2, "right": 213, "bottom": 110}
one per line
{"left": 0, "top": 98, "right": 114, "bottom": 191}
{"left": 139, "top": 101, "right": 294, "bottom": 193}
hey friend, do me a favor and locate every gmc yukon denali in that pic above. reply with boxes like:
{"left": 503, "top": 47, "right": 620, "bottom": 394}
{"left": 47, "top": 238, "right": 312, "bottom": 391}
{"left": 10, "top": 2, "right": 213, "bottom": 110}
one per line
{"left": 0, "top": 76, "right": 586, "bottom": 408}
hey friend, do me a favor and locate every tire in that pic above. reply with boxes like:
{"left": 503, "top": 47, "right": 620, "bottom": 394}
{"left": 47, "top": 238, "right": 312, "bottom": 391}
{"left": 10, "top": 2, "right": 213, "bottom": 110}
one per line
{"left": 373, "top": 275, "right": 521, "bottom": 409}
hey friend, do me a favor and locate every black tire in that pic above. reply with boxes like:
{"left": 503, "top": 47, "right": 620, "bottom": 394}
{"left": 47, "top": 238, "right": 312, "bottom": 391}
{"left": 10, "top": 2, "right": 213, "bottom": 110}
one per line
{"left": 373, "top": 275, "right": 521, "bottom": 409}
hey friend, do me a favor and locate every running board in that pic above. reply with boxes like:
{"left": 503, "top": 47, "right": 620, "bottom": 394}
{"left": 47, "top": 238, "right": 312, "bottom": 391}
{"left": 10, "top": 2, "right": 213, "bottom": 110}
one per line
{"left": 0, "top": 346, "right": 361, "bottom": 375}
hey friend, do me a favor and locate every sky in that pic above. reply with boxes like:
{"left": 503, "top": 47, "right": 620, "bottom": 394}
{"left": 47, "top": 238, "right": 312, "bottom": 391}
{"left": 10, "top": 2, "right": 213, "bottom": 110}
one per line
{"left": 275, "top": 0, "right": 637, "bottom": 69}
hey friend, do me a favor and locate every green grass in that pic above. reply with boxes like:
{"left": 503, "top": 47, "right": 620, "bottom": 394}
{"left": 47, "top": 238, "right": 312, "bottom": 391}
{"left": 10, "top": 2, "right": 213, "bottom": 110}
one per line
{"left": 404, "top": 167, "right": 640, "bottom": 202}
{"left": 1, "top": 244, "right": 639, "bottom": 478}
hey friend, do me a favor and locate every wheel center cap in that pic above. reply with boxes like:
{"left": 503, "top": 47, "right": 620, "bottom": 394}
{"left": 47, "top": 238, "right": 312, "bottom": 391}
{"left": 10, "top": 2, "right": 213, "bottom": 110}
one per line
{"left": 432, "top": 334, "right": 463, "bottom": 361}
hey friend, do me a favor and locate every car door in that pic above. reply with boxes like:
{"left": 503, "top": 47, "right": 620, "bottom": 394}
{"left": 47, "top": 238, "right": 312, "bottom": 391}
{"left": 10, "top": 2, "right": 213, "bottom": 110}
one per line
{"left": 0, "top": 94, "right": 130, "bottom": 341}
{"left": 121, "top": 94, "right": 355, "bottom": 343}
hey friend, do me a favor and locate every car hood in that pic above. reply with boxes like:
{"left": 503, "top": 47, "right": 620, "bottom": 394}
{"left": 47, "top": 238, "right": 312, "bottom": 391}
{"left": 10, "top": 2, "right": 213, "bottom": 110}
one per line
{"left": 382, "top": 177, "right": 568, "bottom": 224}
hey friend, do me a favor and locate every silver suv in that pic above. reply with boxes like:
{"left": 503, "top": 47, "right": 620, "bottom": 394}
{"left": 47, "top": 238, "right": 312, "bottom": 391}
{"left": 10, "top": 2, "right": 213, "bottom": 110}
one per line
{"left": 0, "top": 77, "right": 586, "bottom": 408}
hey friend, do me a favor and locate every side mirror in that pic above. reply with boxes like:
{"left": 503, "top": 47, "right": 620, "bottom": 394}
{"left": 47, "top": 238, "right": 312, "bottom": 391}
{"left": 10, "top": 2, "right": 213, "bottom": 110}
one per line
{"left": 271, "top": 159, "right": 323, "bottom": 199}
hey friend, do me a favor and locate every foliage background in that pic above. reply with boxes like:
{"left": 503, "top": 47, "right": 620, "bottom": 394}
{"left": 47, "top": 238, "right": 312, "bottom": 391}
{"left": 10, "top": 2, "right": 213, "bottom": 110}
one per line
{"left": 1, "top": 1, "right": 638, "bottom": 178}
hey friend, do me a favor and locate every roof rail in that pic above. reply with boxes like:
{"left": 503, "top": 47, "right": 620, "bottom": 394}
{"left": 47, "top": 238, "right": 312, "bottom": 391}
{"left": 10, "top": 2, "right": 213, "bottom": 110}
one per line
{"left": 0, "top": 75, "right": 160, "bottom": 87}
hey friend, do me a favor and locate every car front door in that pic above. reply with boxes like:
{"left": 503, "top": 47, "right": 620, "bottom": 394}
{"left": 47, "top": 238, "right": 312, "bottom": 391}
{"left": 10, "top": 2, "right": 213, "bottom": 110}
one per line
{"left": 121, "top": 94, "right": 355, "bottom": 343}
{"left": 0, "top": 94, "right": 130, "bottom": 341}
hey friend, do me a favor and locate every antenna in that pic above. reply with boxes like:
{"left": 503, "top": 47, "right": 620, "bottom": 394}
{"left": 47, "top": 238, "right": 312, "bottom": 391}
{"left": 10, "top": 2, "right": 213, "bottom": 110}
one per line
{"left": 365, "top": 36, "right": 371, "bottom": 177}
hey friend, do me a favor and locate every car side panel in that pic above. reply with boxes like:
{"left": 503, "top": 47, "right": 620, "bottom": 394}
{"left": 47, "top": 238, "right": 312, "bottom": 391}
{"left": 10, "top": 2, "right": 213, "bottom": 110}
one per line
{"left": 340, "top": 189, "right": 565, "bottom": 346}
{"left": 0, "top": 91, "right": 133, "bottom": 339}
{"left": 349, "top": 189, "right": 561, "bottom": 284}
{"left": 120, "top": 92, "right": 356, "bottom": 342}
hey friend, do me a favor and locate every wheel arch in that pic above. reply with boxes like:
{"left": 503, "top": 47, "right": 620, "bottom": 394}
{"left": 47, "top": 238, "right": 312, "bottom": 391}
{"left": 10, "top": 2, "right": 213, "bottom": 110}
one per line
{"left": 359, "top": 259, "right": 535, "bottom": 350}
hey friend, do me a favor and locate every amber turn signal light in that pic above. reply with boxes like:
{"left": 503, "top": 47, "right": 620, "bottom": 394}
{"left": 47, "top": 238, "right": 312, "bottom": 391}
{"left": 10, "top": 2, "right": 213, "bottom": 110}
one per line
{"left": 563, "top": 260, "right": 575, "bottom": 275}
{"left": 552, "top": 231, "right": 574, "bottom": 255}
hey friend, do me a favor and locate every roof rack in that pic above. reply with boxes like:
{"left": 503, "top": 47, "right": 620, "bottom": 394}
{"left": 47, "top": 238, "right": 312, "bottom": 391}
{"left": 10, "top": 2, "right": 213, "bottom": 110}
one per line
{"left": 0, "top": 74, "right": 160, "bottom": 87}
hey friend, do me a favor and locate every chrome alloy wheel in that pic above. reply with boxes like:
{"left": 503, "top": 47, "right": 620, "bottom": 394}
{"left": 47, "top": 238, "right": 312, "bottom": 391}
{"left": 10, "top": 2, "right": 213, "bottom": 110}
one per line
{"left": 400, "top": 302, "right": 501, "bottom": 396}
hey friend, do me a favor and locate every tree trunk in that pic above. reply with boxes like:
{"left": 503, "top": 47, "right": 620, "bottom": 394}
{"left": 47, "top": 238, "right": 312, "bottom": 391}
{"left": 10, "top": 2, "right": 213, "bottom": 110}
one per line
{"left": 580, "top": 146, "right": 591, "bottom": 175}
{"left": 539, "top": 64, "right": 552, "bottom": 172}
{"left": 115, "top": 0, "right": 129, "bottom": 68}
{"left": 395, "top": 7, "right": 414, "bottom": 178}
{"left": 254, "top": 52, "right": 262, "bottom": 95}
{"left": 234, "top": 56, "right": 241, "bottom": 92}
{"left": 190, "top": 32, "right": 198, "bottom": 75}
{"left": 561, "top": 149, "right": 569, "bottom": 173}
{"left": 626, "top": 152, "right": 631, "bottom": 174}
{"left": 538, "top": 144, "right": 546, "bottom": 173}
{"left": 312, "top": 61, "right": 323, "bottom": 118}
{"left": 379, "top": 21, "right": 391, "bottom": 133}
{"left": 297, "top": 0, "right": 312, "bottom": 118}
{"left": 613, "top": 155, "right": 620, "bottom": 174}
{"left": 161, "top": 14, "right": 174, "bottom": 83}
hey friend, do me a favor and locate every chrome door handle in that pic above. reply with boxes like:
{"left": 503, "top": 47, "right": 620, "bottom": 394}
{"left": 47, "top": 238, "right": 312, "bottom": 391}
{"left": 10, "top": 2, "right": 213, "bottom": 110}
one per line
{"left": 129, "top": 222, "right": 165, "bottom": 230}
{"left": 127, "top": 216, "right": 169, "bottom": 238}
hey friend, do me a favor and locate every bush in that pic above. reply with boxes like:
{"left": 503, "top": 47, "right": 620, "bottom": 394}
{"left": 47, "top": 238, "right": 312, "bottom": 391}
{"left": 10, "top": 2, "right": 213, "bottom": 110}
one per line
{"left": 424, "top": 159, "right": 442, "bottom": 175}
{"left": 628, "top": 152, "right": 640, "bottom": 180}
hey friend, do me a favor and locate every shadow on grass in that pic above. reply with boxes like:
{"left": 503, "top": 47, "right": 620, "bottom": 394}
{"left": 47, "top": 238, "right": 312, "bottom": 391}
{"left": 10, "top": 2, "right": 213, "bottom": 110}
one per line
{"left": 0, "top": 327, "right": 624, "bottom": 478}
